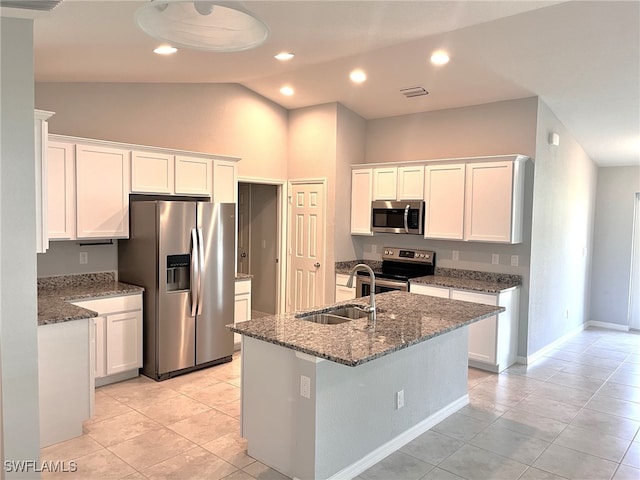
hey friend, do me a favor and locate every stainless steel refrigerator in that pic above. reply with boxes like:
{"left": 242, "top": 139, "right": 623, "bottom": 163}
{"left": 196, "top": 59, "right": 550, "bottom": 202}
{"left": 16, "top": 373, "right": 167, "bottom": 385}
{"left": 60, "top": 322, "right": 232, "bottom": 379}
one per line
{"left": 118, "top": 200, "right": 235, "bottom": 381}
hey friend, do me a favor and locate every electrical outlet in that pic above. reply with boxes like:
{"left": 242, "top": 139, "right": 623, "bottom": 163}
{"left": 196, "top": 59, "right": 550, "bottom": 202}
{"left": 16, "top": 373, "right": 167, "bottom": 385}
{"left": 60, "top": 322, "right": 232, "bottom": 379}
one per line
{"left": 79, "top": 252, "right": 88, "bottom": 264}
{"left": 492, "top": 254, "right": 499, "bottom": 265}
{"left": 511, "top": 255, "right": 519, "bottom": 267}
{"left": 396, "top": 390, "right": 405, "bottom": 410}
{"left": 300, "top": 375, "right": 311, "bottom": 399}
{"left": 452, "top": 250, "right": 459, "bottom": 261}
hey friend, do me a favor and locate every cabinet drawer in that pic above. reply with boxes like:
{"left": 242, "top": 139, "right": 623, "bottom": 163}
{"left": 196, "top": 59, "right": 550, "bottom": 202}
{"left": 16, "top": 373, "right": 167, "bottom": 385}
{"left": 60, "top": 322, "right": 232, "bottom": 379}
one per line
{"left": 71, "top": 293, "right": 142, "bottom": 315}
{"left": 450, "top": 289, "right": 497, "bottom": 306}
{"left": 235, "top": 279, "right": 251, "bottom": 295}
{"left": 335, "top": 274, "right": 352, "bottom": 287}
{"left": 410, "top": 284, "right": 450, "bottom": 298}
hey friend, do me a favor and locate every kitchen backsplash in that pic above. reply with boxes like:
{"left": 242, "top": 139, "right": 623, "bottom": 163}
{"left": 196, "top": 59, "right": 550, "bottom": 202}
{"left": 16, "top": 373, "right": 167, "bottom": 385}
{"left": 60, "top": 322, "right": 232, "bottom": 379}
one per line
{"left": 37, "top": 241, "right": 118, "bottom": 278}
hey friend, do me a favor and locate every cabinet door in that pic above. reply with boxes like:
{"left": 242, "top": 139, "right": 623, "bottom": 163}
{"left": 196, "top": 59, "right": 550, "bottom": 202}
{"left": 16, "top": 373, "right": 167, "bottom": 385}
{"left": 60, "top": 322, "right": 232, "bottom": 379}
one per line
{"left": 76, "top": 144, "right": 130, "bottom": 239}
{"left": 410, "top": 283, "right": 450, "bottom": 298}
{"left": 105, "top": 310, "right": 142, "bottom": 376}
{"left": 373, "top": 167, "right": 398, "bottom": 200}
{"left": 93, "top": 316, "right": 106, "bottom": 379}
{"left": 47, "top": 141, "right": 76, "bottom": 240}
{"left": 350, "top": 169, "right": 373, "bottom": 235}
{"left": 212, "top": 159, "right": 237, "bottom": 203}
{"left": 424, "top": 164, "right": 465, "bottom": 240}
{"left": 464, "top": 161, "right": 513, "bottom": 243}
{"left": 397, "top": 165, "right": 424, "bottom": 200}
{"left": 234, "top": 281, "right": 251, "bottom": 349}
{"left": 451, "top": 289, "right": 498, "bottom": 365}
{"left": 175, "top": 155, "right": 211, "bottom": 196}
{"left": 131, "top": 150, "right": 174, "bottom": 194}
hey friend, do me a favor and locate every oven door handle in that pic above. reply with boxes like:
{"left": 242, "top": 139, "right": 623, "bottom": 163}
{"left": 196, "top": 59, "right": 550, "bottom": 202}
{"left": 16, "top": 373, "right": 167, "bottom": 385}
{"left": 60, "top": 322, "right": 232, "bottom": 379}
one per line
{"left": 404, "top": 204, "right": 410, "bottom": 233}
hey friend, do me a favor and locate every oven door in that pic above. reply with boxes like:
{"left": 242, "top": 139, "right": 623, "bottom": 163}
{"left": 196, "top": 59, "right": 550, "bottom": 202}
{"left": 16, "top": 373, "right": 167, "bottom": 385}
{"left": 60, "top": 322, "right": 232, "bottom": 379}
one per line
{"left": 356, "top": 275, "right": 408, "bottom": 297}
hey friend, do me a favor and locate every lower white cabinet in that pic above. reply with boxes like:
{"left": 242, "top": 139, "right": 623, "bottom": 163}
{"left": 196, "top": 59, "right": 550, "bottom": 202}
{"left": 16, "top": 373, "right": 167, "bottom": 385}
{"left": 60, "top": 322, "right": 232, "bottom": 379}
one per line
{"left": 335, "top": 273, "right": 356, "bottom": 302}
{"left": 410, "top": 283, "right": 519, "bottom": 372}
{"left": 72, "top": 293, "right": 143, "bottom": 386}
{"left": 235, "top": 278, "right": 252, "bottom": 350}
{"left": 38, "top": 318, "right": 92, "bottom": 447}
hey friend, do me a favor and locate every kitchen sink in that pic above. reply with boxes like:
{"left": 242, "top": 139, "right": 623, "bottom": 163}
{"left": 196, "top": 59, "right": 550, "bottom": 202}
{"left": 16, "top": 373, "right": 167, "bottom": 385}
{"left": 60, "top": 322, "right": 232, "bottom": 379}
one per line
{"left": 296, "top": 305, "right": 370, "bottom": 325}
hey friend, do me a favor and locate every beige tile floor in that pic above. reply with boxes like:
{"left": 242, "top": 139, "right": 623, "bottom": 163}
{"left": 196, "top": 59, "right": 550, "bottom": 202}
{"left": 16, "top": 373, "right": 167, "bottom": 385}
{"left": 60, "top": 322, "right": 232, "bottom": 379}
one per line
{"left": 42, "top": 328, "right": 640, "bottom": 480}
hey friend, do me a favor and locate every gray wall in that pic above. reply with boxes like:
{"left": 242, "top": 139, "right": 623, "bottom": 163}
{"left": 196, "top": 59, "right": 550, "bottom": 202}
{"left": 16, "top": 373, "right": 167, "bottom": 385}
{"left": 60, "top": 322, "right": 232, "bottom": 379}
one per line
{"left": 37, "top": 241, "right": 118, "bottom": 278}
{"left": 527, "top": 100, "right": 598, "bottom": 355}
{"left": 35, "top": 82, "right": 289, "bottom": 180}
{"left": 1, "top": 16, "right": 42, "bottom": 472}
{"left": 590, "top": 166, "right": 640, "bottom": 326}
{"left": 249, "top": 184, "right": 278, "bottom": 314}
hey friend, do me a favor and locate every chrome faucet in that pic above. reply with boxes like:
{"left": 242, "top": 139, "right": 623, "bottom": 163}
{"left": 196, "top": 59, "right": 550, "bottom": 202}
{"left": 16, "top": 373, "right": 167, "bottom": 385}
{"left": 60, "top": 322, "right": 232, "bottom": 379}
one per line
{"left": 346, "top": 263, "right": 377, "bottom": 326}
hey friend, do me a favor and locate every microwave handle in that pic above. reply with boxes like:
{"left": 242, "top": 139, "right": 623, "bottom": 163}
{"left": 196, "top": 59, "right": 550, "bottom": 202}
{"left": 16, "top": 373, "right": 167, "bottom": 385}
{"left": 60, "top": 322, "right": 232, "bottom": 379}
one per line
{"left": 404, "top": 204, "right": 410, "bottom": 233}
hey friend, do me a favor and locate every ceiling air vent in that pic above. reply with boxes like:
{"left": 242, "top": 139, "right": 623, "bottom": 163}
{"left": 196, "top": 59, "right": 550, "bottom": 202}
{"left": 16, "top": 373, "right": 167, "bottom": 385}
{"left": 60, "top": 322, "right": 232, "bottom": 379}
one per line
{"left": 400, "top": 86, "right": 429, "bottom": 98}
{"left": 0, "top": 0, "right": 62, "bottom": 11}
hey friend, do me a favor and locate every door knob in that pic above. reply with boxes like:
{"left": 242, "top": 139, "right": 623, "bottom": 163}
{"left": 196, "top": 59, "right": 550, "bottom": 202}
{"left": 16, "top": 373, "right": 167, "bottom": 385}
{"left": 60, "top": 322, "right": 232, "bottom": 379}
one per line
{"left": 240, "top": 253, "right": 247, "bottom": 258}
{"left": 314, "top": 262, "right": 321, "bottom": 268}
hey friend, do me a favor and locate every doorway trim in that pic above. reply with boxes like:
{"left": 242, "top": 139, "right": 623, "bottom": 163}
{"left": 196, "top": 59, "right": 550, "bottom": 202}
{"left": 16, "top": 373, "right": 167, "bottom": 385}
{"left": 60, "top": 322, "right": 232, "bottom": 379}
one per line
{"left": 628, "top": 192, "right": 640, "bottom": 330}
{"left": 238, "top": 176, "right": 288, "bottom": 315}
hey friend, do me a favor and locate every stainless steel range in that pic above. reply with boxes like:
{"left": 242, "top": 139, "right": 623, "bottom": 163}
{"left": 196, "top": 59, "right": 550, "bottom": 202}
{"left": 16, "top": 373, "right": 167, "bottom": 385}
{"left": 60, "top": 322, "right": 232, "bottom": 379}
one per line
{"left": 356, "top": 247, "right": 435, "bottom": 297}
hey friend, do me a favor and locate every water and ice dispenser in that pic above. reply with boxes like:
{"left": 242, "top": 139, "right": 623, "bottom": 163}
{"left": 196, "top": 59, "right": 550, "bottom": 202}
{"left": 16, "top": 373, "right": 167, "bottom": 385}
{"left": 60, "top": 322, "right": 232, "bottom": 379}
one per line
{"left": 166, "top": 254, "right": 190, "bottom": 292}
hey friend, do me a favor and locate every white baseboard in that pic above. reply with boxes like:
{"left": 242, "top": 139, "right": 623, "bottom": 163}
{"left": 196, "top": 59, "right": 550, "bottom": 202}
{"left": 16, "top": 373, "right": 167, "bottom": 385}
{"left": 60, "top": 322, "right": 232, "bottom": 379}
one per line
{"left": 586, "top": 320, "right": 630, "bottom": 332}
{"left": 519, "top": 323, "right": 587, "bottom": 365}
{"left": 327, "top": 394, "right": 469, "bottom": 480}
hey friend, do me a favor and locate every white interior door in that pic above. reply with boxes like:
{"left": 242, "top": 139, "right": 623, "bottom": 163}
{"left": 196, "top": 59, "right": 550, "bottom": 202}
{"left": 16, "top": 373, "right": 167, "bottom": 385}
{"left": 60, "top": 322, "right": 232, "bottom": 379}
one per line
{"left": 289, "top": 182, "right": 325, "bottom": 311}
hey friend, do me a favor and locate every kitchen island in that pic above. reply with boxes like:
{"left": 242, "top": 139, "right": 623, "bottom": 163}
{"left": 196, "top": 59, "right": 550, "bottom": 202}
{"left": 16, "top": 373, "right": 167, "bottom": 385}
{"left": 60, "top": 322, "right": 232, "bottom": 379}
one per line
{"left": 229, "top": 291, "right": 503, "bottom": 480}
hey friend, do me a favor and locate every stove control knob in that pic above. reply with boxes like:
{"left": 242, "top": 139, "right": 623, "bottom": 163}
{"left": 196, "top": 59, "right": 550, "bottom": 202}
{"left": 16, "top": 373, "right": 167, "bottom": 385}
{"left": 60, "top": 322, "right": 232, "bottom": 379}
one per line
{"left": 388, "top": 250, "right": 394, "bottom": 255}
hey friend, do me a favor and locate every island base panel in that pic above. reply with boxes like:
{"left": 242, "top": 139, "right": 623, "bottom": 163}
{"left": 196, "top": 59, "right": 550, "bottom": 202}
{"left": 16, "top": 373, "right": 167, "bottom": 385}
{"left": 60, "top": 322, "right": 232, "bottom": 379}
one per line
{"left": 241, "top": 326, "right": 469, "bottom": 480}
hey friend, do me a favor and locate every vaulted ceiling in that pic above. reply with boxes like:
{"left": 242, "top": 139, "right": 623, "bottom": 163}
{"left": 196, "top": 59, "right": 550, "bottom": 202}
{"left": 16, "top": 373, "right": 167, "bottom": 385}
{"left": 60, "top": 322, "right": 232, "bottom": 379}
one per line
{"left": 32, "top": 0, "right": 640, "bottom": 166}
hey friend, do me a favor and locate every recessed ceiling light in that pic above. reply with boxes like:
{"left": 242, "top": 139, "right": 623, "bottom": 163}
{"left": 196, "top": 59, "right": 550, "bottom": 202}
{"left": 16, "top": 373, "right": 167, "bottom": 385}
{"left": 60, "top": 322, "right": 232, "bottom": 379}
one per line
{"left": 430, "top": 51, "right": 450, "bottom": 65}
{"left": 154, "top": 45, "right": 177, "bottom": 55}
{"left": 275, "top": 52, "right": 295, "bottom": 61}
{"left": 280, "top": 86, "right": 294, "bottom": 96}
{"left": 350, "top": 69, "right": 367, "bottom": 84}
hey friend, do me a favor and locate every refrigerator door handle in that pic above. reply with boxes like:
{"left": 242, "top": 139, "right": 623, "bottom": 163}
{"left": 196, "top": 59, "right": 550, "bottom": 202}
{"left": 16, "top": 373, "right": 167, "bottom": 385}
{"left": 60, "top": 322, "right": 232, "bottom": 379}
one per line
{"left": 190, "top": 228, "right": 199, "bottom": 317}
{"left": 197, "top": 227, "right": 205, "bottom": 315}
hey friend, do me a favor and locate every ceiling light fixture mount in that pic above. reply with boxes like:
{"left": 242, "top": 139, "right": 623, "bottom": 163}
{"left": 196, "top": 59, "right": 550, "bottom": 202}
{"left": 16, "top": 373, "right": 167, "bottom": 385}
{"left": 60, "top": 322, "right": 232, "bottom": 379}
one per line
{"left": 135, "top": 0, "right": 270, "bottom": 53}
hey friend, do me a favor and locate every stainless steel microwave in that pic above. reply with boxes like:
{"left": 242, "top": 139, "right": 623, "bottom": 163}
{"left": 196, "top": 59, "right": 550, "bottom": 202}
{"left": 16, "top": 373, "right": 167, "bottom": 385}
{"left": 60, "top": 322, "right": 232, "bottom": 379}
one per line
{"left": 371, "top": 200, "right": 425, "bottom": 234}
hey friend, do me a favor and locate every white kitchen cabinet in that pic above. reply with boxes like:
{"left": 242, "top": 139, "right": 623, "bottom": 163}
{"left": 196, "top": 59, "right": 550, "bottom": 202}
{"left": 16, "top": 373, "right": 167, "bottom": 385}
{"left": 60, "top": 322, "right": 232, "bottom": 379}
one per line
{"left": 424, "top": 163, "right": 465, "bottom": 240}
{"left": 373, "top": 167, "right": 398, "bottom": 200}
{"left": 235, "top": 278, "right": 252, "bottom": 350}
{"left": 397, "top": 165, "right": 425, "bottom": 200}
{"left": 76, "top": 143, "right": 130, "bottom": 239}
{"left": 47, "top": 141, "right": 76, "bottom": 240}
{"left": 335, "top": 273, "right": 356, "bottom": 302}
{"left": 175, "top": 155, "right": 211, "bottom": 196}
{"left": 38, "top": 318, "right": 92, "bottom": 447}
{"left": 35, "top": 110, "right": 54, "bottom": 253}
{"left": 213, "top": 158, "right": 238, "bottom": 203}
{"left": 71, "top": 293, "right": 143, "bottom": 386}
{"left": 465, "top": 160, "right": 524, "bottom": 243}
{"left": 350, "top": 168, "right": 373, "bottom": 235}
{"left": 409, "top": 283, "right": 450, "bottom": 298}
{"left": 410, "top": 283, "right": 519, "bottom": 372}
{"left": 130, "top": 150, "right": 175, "bottom": 194}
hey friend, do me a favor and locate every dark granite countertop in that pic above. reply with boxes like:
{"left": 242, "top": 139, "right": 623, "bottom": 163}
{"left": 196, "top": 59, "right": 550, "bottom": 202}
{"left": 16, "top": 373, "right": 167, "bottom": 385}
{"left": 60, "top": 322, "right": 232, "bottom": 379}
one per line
{"left": 228, "top": 291, "right": 503, "bottom": 367}
{"left": 37, "top": 273, "right": 144, "bottom": 326}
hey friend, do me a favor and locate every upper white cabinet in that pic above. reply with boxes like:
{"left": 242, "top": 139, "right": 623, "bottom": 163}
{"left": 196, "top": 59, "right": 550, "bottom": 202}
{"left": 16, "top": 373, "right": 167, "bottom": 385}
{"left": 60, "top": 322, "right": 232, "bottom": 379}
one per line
{"left": 424, "top": 163, "right": 465, "bottom": 240}
{"left": 464, "top": 160, "right": 524, "bottom": 244}
{"left": 212, "top": 159, "right": 238, "bottom": 203}
{"left": 372, "top": 167, "right": 398, "bottom": 200}
{"left": 373, "top": 165, "right": 425, "bottom": 201}
{"left": 35, "top": 110, "right": 54, "bottom": 253}
{"left": 130, "top": 150, "right": 174, "bottom": 194}
{"left": 76, "top": 143, "right": 130, "bottom": 239}
{"left": 397, "top": 165, "right": 425, "bottom": 200}
{"left": 47, "top": 141, "right": 76, "bottom": 240}
{"left": 175, "top": 155, "right": 211, "bottom": 196}
{"left": 350, "top": 168, "right": 373, "bottom": 235}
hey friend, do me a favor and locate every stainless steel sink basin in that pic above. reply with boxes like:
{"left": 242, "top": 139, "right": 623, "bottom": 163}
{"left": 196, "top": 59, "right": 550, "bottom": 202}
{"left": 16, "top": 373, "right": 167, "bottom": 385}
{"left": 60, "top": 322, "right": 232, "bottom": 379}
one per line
{"left": 296, "top": 305, "right": 370, "bottom": 325}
